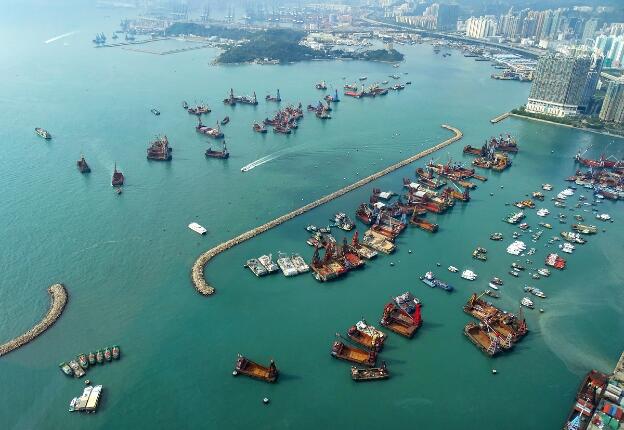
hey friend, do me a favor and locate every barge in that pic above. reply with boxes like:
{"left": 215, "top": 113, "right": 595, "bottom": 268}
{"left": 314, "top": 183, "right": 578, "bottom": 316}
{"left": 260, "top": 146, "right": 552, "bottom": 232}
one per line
{"left": 331, "top": 340, "right": 377, "bottom": 367}
{"left": 233, "top": 354, "right": 278, "bottom": 382}
{"left": 351, "top": 362, "right": 389, "bottom": 382}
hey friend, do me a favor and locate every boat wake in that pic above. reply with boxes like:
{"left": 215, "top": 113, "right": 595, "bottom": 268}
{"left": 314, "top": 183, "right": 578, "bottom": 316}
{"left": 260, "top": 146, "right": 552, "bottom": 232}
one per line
{"left": 44, "top": 31, "right": 78, "bottom": 44}
{"left": 241, "top": 150, "right": 285, "bottom": 172}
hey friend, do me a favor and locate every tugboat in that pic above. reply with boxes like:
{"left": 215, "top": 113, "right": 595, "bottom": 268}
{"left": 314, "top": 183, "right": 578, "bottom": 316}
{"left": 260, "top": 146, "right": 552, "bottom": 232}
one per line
{"left": 205, "top": 142, "right": 229, "bottom": 159}
{"left": 351, "top": 362, "right": 389, "bottom": 382}
{"left": 233, "top": 354, "right": 278, "bottom": 383}
{"left": 331, "top": 339, "right": 377, "bottom": 367}
{"left": 111, "top": 162, "right": 124, "bottom": 186}
{"left": 77, "top": 155, "right": 91, "bottom": 173}
{"left": 420, "top": 271, "right": 453, "bottom": 292}
{"left": 35, "top": 127, "right": 52, "bottom": 139}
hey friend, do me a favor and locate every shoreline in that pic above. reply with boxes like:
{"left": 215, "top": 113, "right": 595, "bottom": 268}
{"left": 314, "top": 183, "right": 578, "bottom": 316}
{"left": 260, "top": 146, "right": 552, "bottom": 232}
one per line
{"left": 191, "top": 124, "right": 463, "bottom": 296}
{"left": 510, "top": 113, "right": 624, "bottom": 140}
{"left": 0, "top": 284, "right": 68, "bottom": 357}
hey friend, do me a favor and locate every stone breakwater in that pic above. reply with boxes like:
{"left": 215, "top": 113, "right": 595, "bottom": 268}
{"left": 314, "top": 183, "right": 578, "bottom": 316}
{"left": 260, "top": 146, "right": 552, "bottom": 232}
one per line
{"left": 191, "top": 125, "right": 463, "bottom": 296}
{"left": 0, "top": 284, "right": 68, "bottom": 357}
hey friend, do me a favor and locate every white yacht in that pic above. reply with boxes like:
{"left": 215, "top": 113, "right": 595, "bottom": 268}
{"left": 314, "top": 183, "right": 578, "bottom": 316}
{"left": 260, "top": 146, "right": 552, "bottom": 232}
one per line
{"left": 521, "top": 297, "right": 534, "bottom": 309}
{"left": 536, "top": 208, "right": 550, "bottom": 217}
{"left": 448, "top": 266, "right": 458, "bottom": 273}
{"left": 188, "top": 222, "right": 207, "bottom": 235}
{"left": 461, "top": 269, "right": 477, "bottom": 281}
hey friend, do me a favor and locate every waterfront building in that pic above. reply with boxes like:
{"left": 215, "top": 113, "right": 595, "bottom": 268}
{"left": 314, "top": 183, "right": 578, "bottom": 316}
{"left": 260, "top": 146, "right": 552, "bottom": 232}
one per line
{"left": 435, "top": 3, "right": 459, "bottom": 31}
{"left": 579, "top": 52, "right": 604, "bottom": 112}
{"left": 526, "top": 51, "right": 592, "bottom": 117}
{"left": 599, "top": 79, "right": 624, "bottom": 124}
{"left": 465, "top": 16, "right": 498, "bottom": 39}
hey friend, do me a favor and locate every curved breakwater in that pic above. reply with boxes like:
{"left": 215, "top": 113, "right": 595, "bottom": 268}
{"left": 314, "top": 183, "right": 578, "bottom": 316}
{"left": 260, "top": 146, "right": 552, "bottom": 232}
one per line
{"left": 191, "top": 125, "right": 463, "bottom": 296}
{"left": 0, "top": 284, "right": 68, "bottom": 357}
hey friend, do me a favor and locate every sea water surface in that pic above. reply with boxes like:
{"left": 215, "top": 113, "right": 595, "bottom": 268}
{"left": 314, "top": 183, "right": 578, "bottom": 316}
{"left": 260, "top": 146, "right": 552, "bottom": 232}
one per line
{"left": 1, "top": 2, "right": 623, "bottom": 429}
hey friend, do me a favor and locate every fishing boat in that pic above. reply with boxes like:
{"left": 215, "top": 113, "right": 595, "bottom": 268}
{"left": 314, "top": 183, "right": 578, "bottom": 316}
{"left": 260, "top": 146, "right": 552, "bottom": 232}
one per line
{"left": 490, "top": 232, "right": 503, "bottom": 241}
{"left": 78, "top": 354, "right": 89, "bottom": 369}
{"left": 233, "top": 354, "right": 278, "bottom": 383}
{"left": 205, "top": 142, "right": 229, "bottom": 159}
{"left": 77, "top": 155, "right": 91, "bottom": 173}
{"left": 111, "top": 162, "right": 124, "bottom": 186}
{"left": 491, "top": 277, "right": 503, "bottom": 286}
{"left": 463, "top": 322, "right": 500, "bottom": 356}
{"left": 68, "top": 360, "right": 85, "bottom": 377}
{"left": 488, "top": 282, "right": 499, "bottom": 290}
{"left": 220, "top": 116, "right": 230, "bottom": 125}
{"left": 96, "top": 350, "right": 104, "bottom": 364}
{"left": 253, "top": 122, "right": 267, "bottom": 133}
{"left": 347, "top": 320, "right": 386, "bottom": 351}
{"left": 277, "top": 252, "right": 298, "bottom": 277}
{"left": 420, "top": 271, "right": 453, "bottom": 292}
{"left": 150, "top": 108, "right": 160, "bottom": 116}
{"left": 511, "top": 262, "right": 525, "bottom": 271}
{"left": 187, "top": 104, "right": 211, "bottom": 115}
{"left": 112, "top": 345, "right": 120, "bottom": 360}
{"left": 545, "top": 253, "right": 566, "bottom": 270}
{"left": 35, "top": 127, "right": 52, "bottom": 139}
{"left": 258, "top": 254, "right": 280, "bottom": 274}
{"left": 59, "top": 362, "right": 73, "bottom": 376}
{"left": 572, "top": 224, "right": 597, "bottom": 234}
{"left": 331, "top": 340, "right": 376, "bottom": 367}
{"left": 333, "top": 213, "right": 355, "bottom": 231}
{"left": 561, "top": 231, "right": 586, "bottom": 244}
{"left": 291, "top": 253, "right": 310, "bottom": 273}
{"left": 351, "top": 362, "right": 389, "bottom": 382}
{"left": 448, "top": 266, "right": 458, "bottom": 273}
{"left": 537, "top": 268, "right": 551, "bottom": 277}
{"left": 104, "top": 347, "right": 112, "bottom": 362}
{"left": 88, "top": 352, "right": 96, "bottom": 365}
{"left": 182, "top": 101, "right": 189, "bottom": 110}
{"left": 394, "top": 292, "right": 422, "bottom": 317}
{"left": 485, "top": 289, "right": 500, "bottom": 299}
{"left": 524, "top": 286, "right": 546, "bottom": 298}
{"left": 245, "top": 258, "right": 268, "bottom": 277}
{"left": 315, "top": 81, "right": 327, "bottom": 90}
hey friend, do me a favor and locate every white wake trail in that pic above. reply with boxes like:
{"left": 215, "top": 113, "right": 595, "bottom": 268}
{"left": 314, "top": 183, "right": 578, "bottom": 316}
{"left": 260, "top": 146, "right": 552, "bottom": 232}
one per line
{"left": 44, "top": 31, "right": 78, "bottom": 44}
{"left": 241, "top": 150, "right": 286, "bottom": 172}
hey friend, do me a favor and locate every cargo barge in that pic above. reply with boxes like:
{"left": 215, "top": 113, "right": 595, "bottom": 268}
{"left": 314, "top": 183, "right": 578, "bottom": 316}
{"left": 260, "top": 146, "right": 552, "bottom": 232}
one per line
{"left": 233, "top": 354, "right": 278, "bottom": 383}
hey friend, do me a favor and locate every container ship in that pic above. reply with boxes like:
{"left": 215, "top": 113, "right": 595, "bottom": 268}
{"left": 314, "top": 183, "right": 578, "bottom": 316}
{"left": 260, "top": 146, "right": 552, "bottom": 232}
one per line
{"left": 205, "top": 142, "right": 229, "bottom": 159}
{"left": 233, "top": 354, "right": 278, "bottom": 383}
{"left": 146, "top": 135, "right": 172, "bottom": 161}
{"left": 111, "top": 163, "right": 124, "bottom": 186}
{"left": 562, "top": 370, "right": 608, "bottom": 430}
{"left": 331, "top": 340, "right": 376, "bottom": 367}
{"left": 77, "top": 155, "right": 90, "bottom": 173}
{"left": 380, "top": 301, "right": 421, "bottom": 338}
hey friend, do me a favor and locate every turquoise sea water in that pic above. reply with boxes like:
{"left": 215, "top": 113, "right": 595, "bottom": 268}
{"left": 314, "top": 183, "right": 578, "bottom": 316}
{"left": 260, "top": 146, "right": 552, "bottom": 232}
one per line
{"left": 1, "top": 2, "right": 623, "bottom": 429}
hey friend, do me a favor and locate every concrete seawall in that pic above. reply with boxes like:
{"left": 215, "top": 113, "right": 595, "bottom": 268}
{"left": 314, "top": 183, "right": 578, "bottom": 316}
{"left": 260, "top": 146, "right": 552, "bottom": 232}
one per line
{"left": 490, "top": 112, "right": 510, "bottom": 124}
{"left": 0, "top": 284, "right": 68, "bottom": 357}
{"left": 191, "top": 125, "right": 463, "bottom": 296}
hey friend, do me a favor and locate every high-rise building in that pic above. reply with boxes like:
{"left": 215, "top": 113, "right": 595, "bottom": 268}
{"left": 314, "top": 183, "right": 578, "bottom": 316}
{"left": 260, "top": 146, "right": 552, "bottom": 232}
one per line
{"left": 526, "top": 51, "right": 593, "bottom": 117}
{"left": 465, "top": 16, "right": 498, "bottom": 39}
{"left": 599, "top": 79, "right": 624, "bottom": 123}
{"left": 579, "top": 52, "right": 604, "bottom": 112}
{"left": 535, "top": 10, "right": 552, "bottom": 41}
{"left": 582, "top": 18, "right": 599, "bottom": 44}
{"left": 436, "top": 3, "right": 459, "bottom": 31}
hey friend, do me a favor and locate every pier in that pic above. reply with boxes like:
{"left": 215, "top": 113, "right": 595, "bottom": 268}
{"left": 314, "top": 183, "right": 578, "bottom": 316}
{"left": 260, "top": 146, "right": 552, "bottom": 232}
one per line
{"left": 0, "top": 284, "right": 68, "bottom": 357}
{"left": 191, "top": 125, "right": 463, "bottom": 296}
{"left": 490, "top": 112, "right": 510, "bottom": 124}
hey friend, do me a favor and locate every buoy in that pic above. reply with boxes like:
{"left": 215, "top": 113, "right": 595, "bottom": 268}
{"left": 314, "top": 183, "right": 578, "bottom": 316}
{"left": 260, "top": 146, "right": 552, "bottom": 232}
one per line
{"left": 436, "top": 262, "right": 441, "bottom": 267}
{"left": 501, "top": 186, "right": 504, "bottom": 189}
{"left": 263, "top": 397, "right": 270, "bottom": 404}
{"left": 492, "top": 369, "right": 497, "bottom": 374}
{"left": 232, "top": 371, "right": 238, "bottom": 376}
{"left": 390, "top": 262, "right": 395, "bottom": 266}
{"left": 408, "top": 250, "right": 412, "bottom": 254}
{"left": 539, "top": 308, "right": 544, "bottom": 313}
{"left": 490, "top": 193, "right": 494, "bottom": 196}
{"left": 85, "top": 379, "right": 91, "bottom": 385}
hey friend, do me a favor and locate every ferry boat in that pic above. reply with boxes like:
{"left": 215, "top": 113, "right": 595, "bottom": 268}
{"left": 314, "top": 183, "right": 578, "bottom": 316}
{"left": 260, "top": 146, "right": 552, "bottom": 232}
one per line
{"left": 188, "top": 222, "right": 207, "bottom": 235}
{"left": 35, "top": 127, "right": 52, "bottom": 139}
{"left": 258, "top": 254, "right": 280, "bottom": 273}
{"left": 77, "top": 155, "right": 91, "bottom": 173}
{"left": 245, "top": 259, "right": 268, "bottom": 277}
{"left": 331, "top": 340, "right": 376, "bottom": 367}
{"left": 112, "top": 345, "right": 120, "bottom": 360}
{"left": 59, "top": 362, "right": 73, "bottom": 376}
{"left": 420, "top": 271, "right": 453, "bottom": 292}
{"left": 351, "top": 362, "right": 389, "bottom": 382}
{"left": 347, "top": 320, "right": 386, "bottom": 351}
{"left": 276, "top": 252, "right": 298, "bottom": 277}
{"left": 111, "top": 162, "right": 124, "bottom": 187}
{"left": 233, "top": 354, "right": 278, "bottom": 383}
{"left": 205, "top": 142, "right": 229, "bottom": 159}
{"left": 290, "top": 253, "right": 310, "bottom": 273}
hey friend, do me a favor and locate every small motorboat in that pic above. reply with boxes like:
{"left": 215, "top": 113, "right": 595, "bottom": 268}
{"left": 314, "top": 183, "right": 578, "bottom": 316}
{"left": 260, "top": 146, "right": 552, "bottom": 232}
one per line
{"left": 221, "top": 116, "right": 230, "bottom": 125}
{"left": 150, "top": 108, "right": 160, "bottom": 116}
{"left": 488, "top": 282, "right": 499, "bottom": 290}
{"left": 448, "top": 266, "right": 458, "bottom": 273}
{"left": 461, "top": 269, "right": 477, "bottom": 281}
{"left": 521, "top": 297, "right": 535, "bottom": 309}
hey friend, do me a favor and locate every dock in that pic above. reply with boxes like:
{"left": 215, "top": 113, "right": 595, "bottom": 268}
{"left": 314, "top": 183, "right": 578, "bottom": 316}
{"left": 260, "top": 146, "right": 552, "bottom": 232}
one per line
{"left": 490, "top": 112, "right": 510, "bottom": 124}
{"left": 0, "top": 284, "right": 68, "bottom": 357}
{"left": 190, "top": 124, "right": 463, "bottom": 296}
{"left": 94, "top": 37, "right": 169, "bottom": 49}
